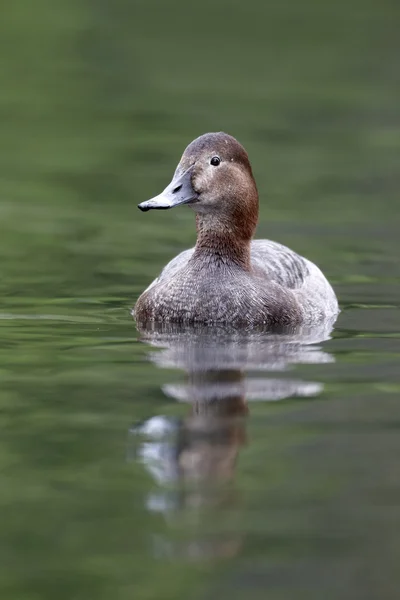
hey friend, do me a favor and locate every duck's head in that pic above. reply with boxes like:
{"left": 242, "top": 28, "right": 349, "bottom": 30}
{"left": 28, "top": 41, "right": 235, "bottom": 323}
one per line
{"left": 138, "top": 132, "right": 258, "bottom": 238}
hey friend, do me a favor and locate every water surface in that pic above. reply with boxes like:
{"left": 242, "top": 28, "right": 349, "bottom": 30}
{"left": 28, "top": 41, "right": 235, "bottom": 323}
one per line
{"left": 1, "top": 1, "right": 399, "bottom": 599}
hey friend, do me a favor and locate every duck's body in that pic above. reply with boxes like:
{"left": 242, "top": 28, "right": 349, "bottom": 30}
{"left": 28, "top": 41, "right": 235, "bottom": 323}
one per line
{"left": 134, "top": 133, "right": 339, "bottom": 326}
{"left": 135, "top": 240, "right": 337, "bottom": 326}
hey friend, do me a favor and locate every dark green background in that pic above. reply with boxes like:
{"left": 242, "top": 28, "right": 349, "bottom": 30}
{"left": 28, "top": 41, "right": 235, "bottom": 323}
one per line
{"left": 0, "top": 1, "right": 399, "bottom": 598}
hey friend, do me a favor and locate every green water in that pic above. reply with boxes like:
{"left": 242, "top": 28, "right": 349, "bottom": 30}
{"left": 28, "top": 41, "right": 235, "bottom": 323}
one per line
{"left": 1, "top": 1, "right": 400, "bottom": 598}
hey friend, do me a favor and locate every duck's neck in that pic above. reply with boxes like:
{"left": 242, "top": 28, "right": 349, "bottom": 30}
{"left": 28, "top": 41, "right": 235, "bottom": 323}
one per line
{"left": 192, "top": 214, "right": 253, "bottom": 271}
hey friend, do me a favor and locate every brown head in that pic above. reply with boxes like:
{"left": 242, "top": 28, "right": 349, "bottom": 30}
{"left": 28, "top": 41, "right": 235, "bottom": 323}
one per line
{"left": 138, "top": 133, "right": 259, "bottom": 257}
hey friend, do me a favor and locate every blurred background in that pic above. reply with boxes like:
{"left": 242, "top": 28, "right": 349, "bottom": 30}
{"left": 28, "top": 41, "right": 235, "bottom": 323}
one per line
{"left": 0, "top": 0, "right": 399, "bottom": 599}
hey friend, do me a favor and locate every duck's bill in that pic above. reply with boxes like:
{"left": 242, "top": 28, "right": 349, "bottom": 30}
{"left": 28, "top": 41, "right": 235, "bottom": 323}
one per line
{"left": 138, "top": 165, "right": 198, "bottom": 211}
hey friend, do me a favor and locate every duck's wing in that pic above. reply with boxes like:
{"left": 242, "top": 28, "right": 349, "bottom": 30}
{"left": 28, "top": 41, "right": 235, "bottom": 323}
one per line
{"left": 251, "top": 239, "right": 339, "bottom": 319}
{"left": 250, "top": 240, "right": 310, "bottom": 289}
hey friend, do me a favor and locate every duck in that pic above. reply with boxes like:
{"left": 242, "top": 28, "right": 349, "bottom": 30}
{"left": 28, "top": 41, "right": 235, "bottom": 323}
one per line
{"left": 134, "top": 132, "right": 339, "bottom": 327}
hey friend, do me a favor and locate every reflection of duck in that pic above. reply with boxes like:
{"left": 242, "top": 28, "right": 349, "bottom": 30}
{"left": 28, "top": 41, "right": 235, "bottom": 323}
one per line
{"left": 135, "top": 132, "right": 339, "bottom": 326}
{"left": 132, "top": 365, "right": 248, "bottom": 511}
{"left": 130, "top": 321, "right": 335, "bottom": 560}
{"left": 132, "top": 364, "right": 248, "bottom": 561}
{"left": 141, "top": 319, "right": 335, "bottom": 402}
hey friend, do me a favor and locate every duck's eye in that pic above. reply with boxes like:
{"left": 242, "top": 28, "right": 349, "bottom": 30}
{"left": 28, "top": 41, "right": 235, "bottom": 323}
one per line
{"left": 210, "top": 156, "right": 221, "bottom": 167}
